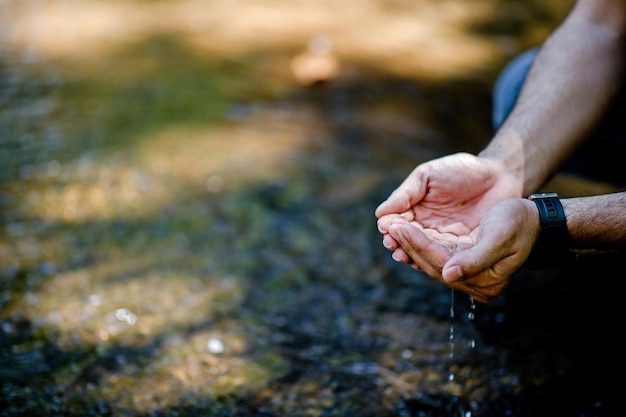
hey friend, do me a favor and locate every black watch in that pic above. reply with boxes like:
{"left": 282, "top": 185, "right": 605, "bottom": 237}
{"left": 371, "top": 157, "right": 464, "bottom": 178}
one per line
{"left": 526, "top": 192, "right": 571, "bottom": 268}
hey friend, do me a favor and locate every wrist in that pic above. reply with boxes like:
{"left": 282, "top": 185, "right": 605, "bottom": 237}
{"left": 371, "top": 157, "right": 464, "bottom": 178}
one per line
{"left": 525, "top": 192, "right": 573, "bottom": 268}
{"left": 478, "top": 137, "right": 526, "bottom": 195}
{"left": 479, "top": 128, "right": 546, "bottom": 194}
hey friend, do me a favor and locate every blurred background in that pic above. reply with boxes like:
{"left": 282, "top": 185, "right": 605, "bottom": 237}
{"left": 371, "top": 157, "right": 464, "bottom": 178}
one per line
{"left": 2, "top": 1, "right": 623, "bottom": 416}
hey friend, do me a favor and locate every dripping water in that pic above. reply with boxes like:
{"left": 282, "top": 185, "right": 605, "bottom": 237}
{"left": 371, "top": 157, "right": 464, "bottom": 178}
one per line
{"left": 448, "top": 288, "right": 455, "bottom": 383}
{"left": 468, "top": 296, "right": 476, "bottom": 350}
{"left": 448, "top": 291, "right": 478, "bottom": 417}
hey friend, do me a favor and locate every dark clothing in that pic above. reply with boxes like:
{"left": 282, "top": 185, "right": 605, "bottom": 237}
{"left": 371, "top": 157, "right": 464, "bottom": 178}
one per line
{"left": 492, "top": 48, "right": 626, "bottom": 187}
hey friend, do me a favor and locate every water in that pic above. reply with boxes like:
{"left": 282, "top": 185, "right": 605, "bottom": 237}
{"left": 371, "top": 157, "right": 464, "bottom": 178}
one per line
{"left": 449, "top": 288, "right": 456, "bottom": 383}
{"left": 447, "top": 290, "right": 476, "bottom": 414}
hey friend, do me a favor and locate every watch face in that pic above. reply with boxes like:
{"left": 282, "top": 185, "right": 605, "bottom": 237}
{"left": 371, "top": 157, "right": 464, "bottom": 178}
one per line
{"left": 528, "top": 192, "right": 559, "bottom": 200}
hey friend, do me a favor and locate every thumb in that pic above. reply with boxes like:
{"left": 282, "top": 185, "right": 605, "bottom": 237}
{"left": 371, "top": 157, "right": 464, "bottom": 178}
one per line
{"left": 442, "top": 262, "right": 465, "bottom": 283}
{"left": 375, "top": 176, "right": 427, "bottom": 217}
{"left": 375, "top": 189, "right": 412, "bottom": 217}
{"left": 441, "top": 240, "right": 499, "bottom": 283}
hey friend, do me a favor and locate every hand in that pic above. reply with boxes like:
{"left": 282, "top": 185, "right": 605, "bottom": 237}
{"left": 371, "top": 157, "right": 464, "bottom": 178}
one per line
{"left": 376, "top": 152, "right": 520, "bottom": 268}
{"left": 388, "top": 198, "right": 540, "bottom": 303}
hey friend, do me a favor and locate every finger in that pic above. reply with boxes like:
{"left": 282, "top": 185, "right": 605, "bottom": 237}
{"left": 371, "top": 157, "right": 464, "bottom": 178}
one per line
{"left": 382, "top": 234, "right": 398, "bottom": 251}
{"left": 441, "top": 237, "right": 520, "bottom": 305}
{"left": 442, "top": 238, "right": 499, "bottom": 283}
{"left": 391, "top": 248, "right": 412, "bottom": 264}
{"left": 388, "top": 223, "right": 451, "bottom": 279}
{"left": 388, "top": 224, "right": 489, "bottom": 302}
{"left": 377, "top": 213, "right": 407, "bottom": 234}
{"left": 442, "top": 260, "right": 507, "bottom": 304}
{"left": 383, "top": 235, "right": 424, "bottom": 268}
{"left": 374, "top": 172, "right": 427, "bottom": 218}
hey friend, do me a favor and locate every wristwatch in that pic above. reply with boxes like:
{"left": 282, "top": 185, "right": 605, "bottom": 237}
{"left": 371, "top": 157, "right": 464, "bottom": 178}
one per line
{"left": 526, "top": 192, "right": 571, "bottom": 268}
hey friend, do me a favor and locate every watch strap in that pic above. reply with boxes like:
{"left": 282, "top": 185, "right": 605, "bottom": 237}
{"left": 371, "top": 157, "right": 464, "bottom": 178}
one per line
{"left": 526, "top": 192, "right": 572, "bottom": 268}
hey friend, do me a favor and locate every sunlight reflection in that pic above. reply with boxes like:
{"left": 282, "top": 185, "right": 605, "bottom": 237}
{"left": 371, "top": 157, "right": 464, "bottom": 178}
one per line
{"left": 1, "top": 0, "right": 567, "bottom": 81}
{"left": 114, "top": 308, "right": 138, "bottom": 326}
{"left": 21, "top": 160, "right": 171, "bottom": 222}
{"left": 26, "top": 263, "right": 245, "bottom": 346}
{"left": 134, "top": 120, "right": 318, "bottom": 190}
{"left": 20, "top": 117, "right": 321, "bottom": 223}
{"left": 206, "top": 337, "right": 225, "bottom": 354}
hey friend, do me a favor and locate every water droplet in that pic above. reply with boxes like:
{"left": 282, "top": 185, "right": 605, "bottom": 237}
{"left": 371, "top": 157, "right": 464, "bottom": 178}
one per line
{"left": 114, "top": 308, "right": 137, "bottom": 325}
{"left": 450, "top": 288, "right": 455, "bottom": 318}
{"left": 207, "top": 337, "right": 225, "bottom": 354}
{"left": 449, "top": 288, "right": 456, "bottom": 383}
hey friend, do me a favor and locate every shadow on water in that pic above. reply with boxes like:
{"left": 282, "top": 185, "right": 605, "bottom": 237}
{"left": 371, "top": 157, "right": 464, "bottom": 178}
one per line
{"left": 3, "top": 0, "right": 624, "bottom": 416}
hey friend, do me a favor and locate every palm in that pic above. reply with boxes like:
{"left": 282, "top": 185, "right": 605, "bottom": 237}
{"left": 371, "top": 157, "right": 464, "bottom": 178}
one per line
{"left": 378, "top": 153, "right": 518, "bottom": 241}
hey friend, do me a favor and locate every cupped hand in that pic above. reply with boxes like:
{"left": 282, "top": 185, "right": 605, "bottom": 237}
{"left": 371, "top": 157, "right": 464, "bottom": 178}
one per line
{"left": 376, "top": 152, "right": 520, "bottom": 235}
{"left": 376, "top": 152, "right": 521, "bottom": 271}
{"left": 388, "top": 198, "right": 540, "bottom": 303}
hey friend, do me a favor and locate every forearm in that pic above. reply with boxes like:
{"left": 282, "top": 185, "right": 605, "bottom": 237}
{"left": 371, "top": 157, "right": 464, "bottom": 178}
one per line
{"left": 563, "top": 192, "right": 626, "bottom": 248}
{"left": 480, "top": 0, "right": 626, "bottom": 195}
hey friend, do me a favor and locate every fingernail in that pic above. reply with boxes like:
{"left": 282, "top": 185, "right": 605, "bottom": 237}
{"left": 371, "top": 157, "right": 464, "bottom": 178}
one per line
{"left": 392, "top": 252, "right": 401, "bottom": 262}
{"left": 443, "top": 265, "right": 463, "bottom": 282}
